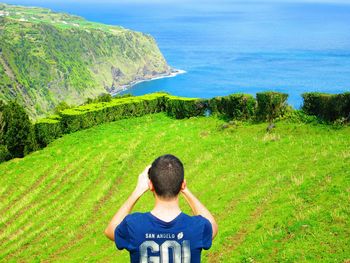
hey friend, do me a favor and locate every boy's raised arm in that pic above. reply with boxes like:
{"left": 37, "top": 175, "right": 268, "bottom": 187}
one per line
{"left": 181, "top": 185, "right": 218, "bottom": 239}
{"left": 104, "top": 165, "right": 151, "bottom": 241}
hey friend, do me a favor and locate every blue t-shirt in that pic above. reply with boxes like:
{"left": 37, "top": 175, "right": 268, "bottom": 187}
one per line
{"left": 114, "top": 212, "right": 212, "bottom": 263}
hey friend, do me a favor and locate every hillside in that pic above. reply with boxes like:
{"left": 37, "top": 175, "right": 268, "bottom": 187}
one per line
{"left": 0, "top": 3, "right": 171, "bottom": 118}
{"left": 0, "top": 113, "right": 349, "bottom": 262}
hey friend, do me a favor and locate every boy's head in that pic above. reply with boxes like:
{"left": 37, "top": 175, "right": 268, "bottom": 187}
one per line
{"left": 148, "top": 154, "right": 184, "bottom": 200}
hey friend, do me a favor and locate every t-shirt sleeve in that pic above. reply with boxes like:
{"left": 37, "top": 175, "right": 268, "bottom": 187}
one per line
{"left": 201, "top": 217, "right": 213, "bottom": 250}
{"left": 114, "top": 217, "right": 130, "bottom": 251}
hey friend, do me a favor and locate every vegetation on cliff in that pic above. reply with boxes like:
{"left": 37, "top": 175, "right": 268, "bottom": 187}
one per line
{"left": 0, "top": 3, "right": 170, "bottom": 118}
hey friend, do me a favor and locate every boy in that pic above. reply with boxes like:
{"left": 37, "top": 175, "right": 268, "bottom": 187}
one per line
{"left": 105, "top": 154, "right": 218, "bottom": 262}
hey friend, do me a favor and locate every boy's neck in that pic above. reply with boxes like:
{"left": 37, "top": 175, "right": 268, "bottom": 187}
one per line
{"left": 151, "top": 195, "right": 182, "bottom": 222}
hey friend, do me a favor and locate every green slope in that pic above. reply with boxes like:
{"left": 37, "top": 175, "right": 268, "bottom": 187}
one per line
{"left": 0, "top": 3, "right": 170, "bottom": 119}
{"left": 0, "top": 114, "right": 349, "bottom": 262}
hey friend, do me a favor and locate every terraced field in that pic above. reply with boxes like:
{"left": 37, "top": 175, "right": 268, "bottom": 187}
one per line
{"left": 0, "top": 113, "right": 349, "bottom": 262}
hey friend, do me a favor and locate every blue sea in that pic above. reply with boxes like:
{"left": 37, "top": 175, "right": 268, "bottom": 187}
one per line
{"left": 4, "top": 0, "right": 350, "bottom": 107}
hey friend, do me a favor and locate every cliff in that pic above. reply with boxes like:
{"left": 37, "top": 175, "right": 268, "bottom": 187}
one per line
{"left": 0, "top": 3, "right": 171, "bottom": 118}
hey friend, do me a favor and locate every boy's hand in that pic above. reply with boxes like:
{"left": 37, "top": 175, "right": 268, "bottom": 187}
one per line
{"left": 134, "top": 165, "right": 151, "bottom": 197}
{"left": 105, "top": 164, "right": 151, "bottom": 241}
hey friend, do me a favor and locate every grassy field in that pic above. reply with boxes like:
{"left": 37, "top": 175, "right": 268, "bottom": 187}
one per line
{"left": 0, "top": 113, "right": 349, "bottom": 262}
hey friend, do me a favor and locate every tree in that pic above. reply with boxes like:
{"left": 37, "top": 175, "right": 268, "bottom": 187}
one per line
{"left": 1, "top": 101, "right": 37, "bottom": 158}
{"left": 0, "top": 100, "right": 5, "bottom": 144}
{"left": 0, "top": 100, "right": 10, "bottom": 162}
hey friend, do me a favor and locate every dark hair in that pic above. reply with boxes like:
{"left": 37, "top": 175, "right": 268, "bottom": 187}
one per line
{"left": 149, "top": 154, "right": 184, "bottom": 199}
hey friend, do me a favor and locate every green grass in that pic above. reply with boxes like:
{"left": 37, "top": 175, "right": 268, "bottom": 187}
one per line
{"left": 0, "top": 113, "right": 349, "bottom": 262}
{"left": 0, "top": 2, "right": 124, "bottom": 33}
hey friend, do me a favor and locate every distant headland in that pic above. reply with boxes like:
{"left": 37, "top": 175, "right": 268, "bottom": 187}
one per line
{"left": 0, "top": 2, "right": 173, "bottom": 119}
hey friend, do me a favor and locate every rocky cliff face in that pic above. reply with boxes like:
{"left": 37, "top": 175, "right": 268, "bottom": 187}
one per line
{"left": 0, "top": 3, "right": 171, "bottom": 118}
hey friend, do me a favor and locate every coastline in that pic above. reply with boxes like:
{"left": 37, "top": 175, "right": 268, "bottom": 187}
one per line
{"left": 110, "top": 68, "right": 186, "bottom": 96}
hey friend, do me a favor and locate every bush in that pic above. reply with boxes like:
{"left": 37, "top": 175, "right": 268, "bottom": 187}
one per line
{"left": 256, "top": 91, "right": 289, "bottom": 122}
{"left": 302, "top": 92, "right": 350, "bottom": 122}
{"left": 0, "top": 100, "right": 5, "bottom": 144}
{"left": 165, "top": 96, "right": 206, "bottom": 119}
{"left": 208, "top": 94, "right": 256, "bottom": 120}
{"left": 35, "top": 115, "right": 63, "bottom": 147}
{"left": 1, "top": 101, "right": 15, "bottom": 162}
{"left": 1, "top": 101, "right": 36, "bottom": 158}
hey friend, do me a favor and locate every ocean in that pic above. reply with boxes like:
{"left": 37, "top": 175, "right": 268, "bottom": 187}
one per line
{"left": 4, "top": 0, "right": 350, "bottom": 108}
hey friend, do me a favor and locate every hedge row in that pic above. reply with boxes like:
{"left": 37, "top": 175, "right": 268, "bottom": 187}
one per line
{"left": 2, "top": 90, "right": 344, "bottom": 164}
{"left": 34, "top": 91, "right": 293, "bottom": 147}
{"left": 302, "top": 92, "right": 350, "bottom": 122}
{"left": 34, "top": 93, "right": 208, "bottom": 146}
{"left": 59, "top": 93, "right": 167, "bottom": 133}
{"left": 34, "top": 93, "right": 168, "bottom": 146}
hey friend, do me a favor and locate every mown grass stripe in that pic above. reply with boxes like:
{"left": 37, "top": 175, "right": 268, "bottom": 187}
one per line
{"left": 0, "top": 142, "right": 96, "bottom": 223}
{"left": 0, "top": 140, "right": 82, "bottom": 210}
{"left": 0, "top": 146, "right": 106, "bottom": 249}
{"left": 1, "top": 159, "right": 106, "bottom": 259}
{"left": 0, "top": 150, "right": 98, "bottom": 241}
{"left": 35, "top": 142, "right": 143, "bottom": 260}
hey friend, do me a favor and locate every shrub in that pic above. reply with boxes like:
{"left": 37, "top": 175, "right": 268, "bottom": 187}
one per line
{"left": 0, "top": 100, "right": 5, "bottom": 144}
{"left": 302, "top": 92, "right": 350, "bottom": 122}
{"left": 165, "top": 96, "right": 206, "bottom": 119}
{"left": 1, "top": 101, "right": 36, "bottom": 158}
{"left": 208, "top": 94, "right": 256, "bottom": 120}
{"left": 256, "top": 91, "right": 289, "bottom": 122}
{"left": 35, "top": 115, "right": 63, "bottom": 147}
{"left": 0, "top": 100, "right": 10, "bottom": 163}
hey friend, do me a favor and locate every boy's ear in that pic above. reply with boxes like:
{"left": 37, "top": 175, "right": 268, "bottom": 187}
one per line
{"left": 181, "top": 179, "right": 186, "bottom": 190}
{"left": 148, "top": 180, "right": 154, "bottom": 192}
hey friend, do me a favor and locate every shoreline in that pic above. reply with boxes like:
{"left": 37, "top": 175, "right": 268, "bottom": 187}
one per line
{"left": 110, "top": 68, "right": 186, "bottom": 96}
